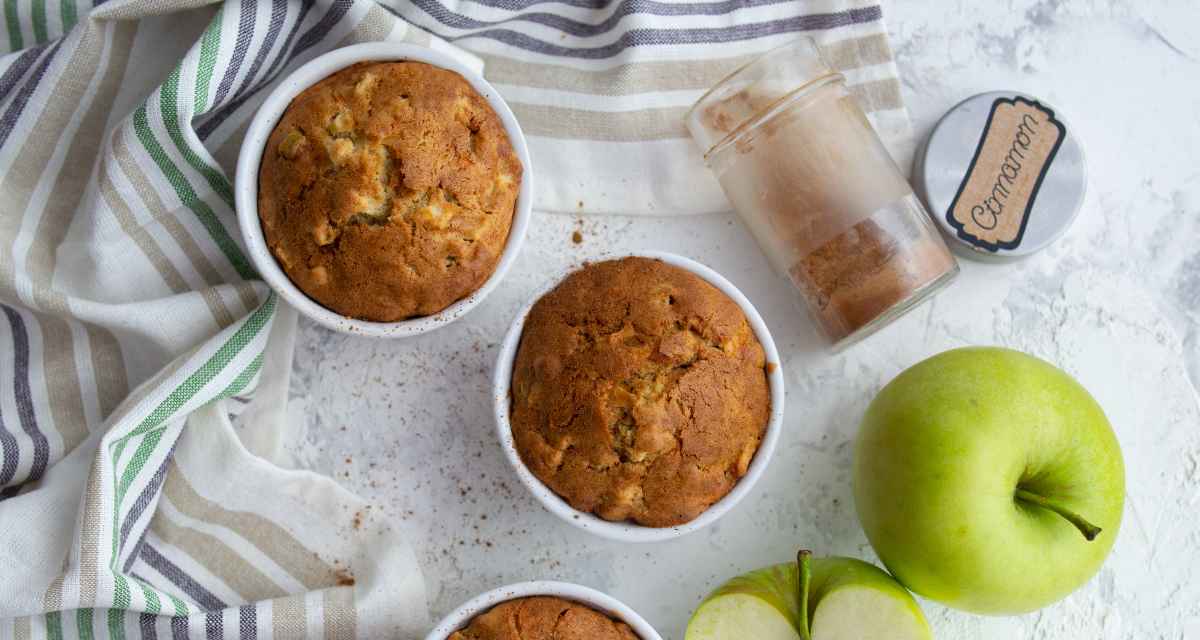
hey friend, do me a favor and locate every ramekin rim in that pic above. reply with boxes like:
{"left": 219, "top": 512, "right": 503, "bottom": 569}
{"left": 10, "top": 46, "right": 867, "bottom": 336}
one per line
{"left": 424, "top": 580, "right": 664, "bottom": 640}
{"left": 492, "top": 250, "right": 786, "bottom": 543}
{"left": 234, "top": 41, "right": 533, "bottom": 338}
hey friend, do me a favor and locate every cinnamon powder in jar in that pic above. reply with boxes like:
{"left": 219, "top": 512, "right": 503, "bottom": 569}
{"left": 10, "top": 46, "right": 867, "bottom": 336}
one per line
{"left": 790, "top": 215, "right": 957, "bottom": 343}
{"left": 686, "top": 38, "right": 957, "bottom": 348}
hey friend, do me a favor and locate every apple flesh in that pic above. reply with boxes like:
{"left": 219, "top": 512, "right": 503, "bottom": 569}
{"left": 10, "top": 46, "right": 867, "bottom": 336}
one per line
{"left": 686, "top": 563, "right": 801, "bottom": 640}
{"left": 806, "top": 556, "right": 931, "bottom": 640}
{"left": 854, "top": 347, "right": 1125, "bottom": 614}
{"left": 685, "top": 553, "right": 931, "bottom": 640}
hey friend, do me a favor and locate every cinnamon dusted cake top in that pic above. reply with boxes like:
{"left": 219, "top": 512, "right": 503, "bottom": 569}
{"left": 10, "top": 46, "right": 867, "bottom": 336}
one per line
{"left": 510, "top": 257, "right": 771, "bottom": 527}
{"left": 449, "top": 597, "right": 639, "bottom": 640}
{"left": 258, "top": 61, "right": 521, "bottom": 321}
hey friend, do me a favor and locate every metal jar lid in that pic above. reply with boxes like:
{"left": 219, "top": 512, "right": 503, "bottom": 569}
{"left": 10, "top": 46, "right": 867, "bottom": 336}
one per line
{"left": 915, "top": 91, "right": 1087, "bottom": 261}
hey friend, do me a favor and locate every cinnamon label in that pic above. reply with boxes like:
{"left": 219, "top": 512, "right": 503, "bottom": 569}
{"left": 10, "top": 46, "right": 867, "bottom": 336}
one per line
{"left": 946, "top": 96, "right": 1066, "bottom": 252}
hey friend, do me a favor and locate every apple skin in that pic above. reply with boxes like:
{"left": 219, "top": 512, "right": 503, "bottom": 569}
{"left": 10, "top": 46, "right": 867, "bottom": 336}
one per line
{"left": 853, "top": 347, "right": 1125, "bottom": 614}
{"left": 686, "top": 557, "right": 931, "bottom": 640}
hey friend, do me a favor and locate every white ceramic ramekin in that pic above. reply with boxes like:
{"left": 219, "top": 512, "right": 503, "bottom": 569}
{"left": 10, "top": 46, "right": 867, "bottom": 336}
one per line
{"left": 425, "top": 581, "right": 663, "bottom": 640}
{"left": 493, "top": 251, "right": 786, "bottom": 543}
{"left": 235, "top": 42, "right": 533, "bottom": 337}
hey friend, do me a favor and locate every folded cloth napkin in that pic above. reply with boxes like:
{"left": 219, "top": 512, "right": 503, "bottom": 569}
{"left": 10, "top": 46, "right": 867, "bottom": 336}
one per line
{"left": 0, "top": 0, "right": 911, "bottom": 638}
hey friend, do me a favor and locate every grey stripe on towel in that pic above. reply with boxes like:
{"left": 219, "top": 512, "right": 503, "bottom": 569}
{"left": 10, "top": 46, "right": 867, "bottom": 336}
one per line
{"left": 209, "top": 0, "right": 258, "bottom": 108}
{"left": 140, "top": 544, "right": 227, "bottom": 612}
{"left": 443, "top": 6, "right": 883, "bottom": 59}
{"left": 0, "top": 39, "right": 62, "bottom": 150}
{"left": 2, "top": 305, "right": 49, "bottom": 486}
{"left": 406, "top": 0, "right": 797, "bottom": 37}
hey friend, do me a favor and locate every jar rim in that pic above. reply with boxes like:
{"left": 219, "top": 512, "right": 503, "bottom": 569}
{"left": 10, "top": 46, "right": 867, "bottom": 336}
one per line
{"left": 699, "top": 71, "right": 845, "bottom": 163}
{"left": 684, "top": 36, "right": 845, "bottom": 160}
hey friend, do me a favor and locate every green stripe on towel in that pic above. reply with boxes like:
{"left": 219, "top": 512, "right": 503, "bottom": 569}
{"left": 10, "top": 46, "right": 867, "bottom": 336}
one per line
{"left": 131, "top": 103, "right": 254, "bottom": 279}
{"left": 194, "top": 7, "right": 222, "bottom": 115}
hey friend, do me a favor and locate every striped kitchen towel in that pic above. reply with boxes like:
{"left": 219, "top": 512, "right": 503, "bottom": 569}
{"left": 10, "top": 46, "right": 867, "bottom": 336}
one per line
{"left": 0, "top": 0, "right": 910, "bottom": 638}
{"left": 0, "top": 3, "right": 436, "bottom": 638}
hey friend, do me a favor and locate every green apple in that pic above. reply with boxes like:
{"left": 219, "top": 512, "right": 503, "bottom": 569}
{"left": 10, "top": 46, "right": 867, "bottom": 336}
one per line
{"left": 685, "top": 551, "right": 932, "bottom": 640}
{"left": 854, "top": 347, "right": 1125, "bottom": 614}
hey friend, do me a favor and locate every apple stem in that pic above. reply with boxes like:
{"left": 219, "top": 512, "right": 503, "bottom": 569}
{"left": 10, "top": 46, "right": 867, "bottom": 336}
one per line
{"left": 796, "top": 550, "right": 813, "bottom": 640}
{"left": 1015, "top": 488, "right": 1102, "bottom": 541}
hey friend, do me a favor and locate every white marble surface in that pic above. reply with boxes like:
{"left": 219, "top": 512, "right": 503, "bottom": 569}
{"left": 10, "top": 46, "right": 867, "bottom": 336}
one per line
{"left": 285, "top": 1, "right": 1200, "bottom": 638}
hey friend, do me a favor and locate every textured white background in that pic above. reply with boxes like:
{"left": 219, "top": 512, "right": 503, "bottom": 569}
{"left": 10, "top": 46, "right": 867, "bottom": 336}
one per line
{"left": 284, "top": 1, "right": 1200, "bottom": 638}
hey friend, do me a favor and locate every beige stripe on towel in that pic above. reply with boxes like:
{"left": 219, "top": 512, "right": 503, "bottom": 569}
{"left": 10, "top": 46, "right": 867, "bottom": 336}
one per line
{"left": 12, "top": 615, "right": 30, "bottom": 640}
{"left": 511, "top": 78, "right": 903, "bottom": 141}
{"left": 481, "top": 33, "right": 896, "bottom": 96}
{"left": 112, "top": 130, "right": 249, "bottom": 321}
{"left": 164, "top": 463, "right": 340, "bottom": 589}
{"left": 78, "top": 458, "right": 105, "bottom": 604}
{"left": 150, "top": 508, "right": 289, "bottom": 601}
{"left": 272, "top": 595, "right": 308, "bottom": 639}
{"left": 322, "top": 588, "right": 357, "bottom": 640}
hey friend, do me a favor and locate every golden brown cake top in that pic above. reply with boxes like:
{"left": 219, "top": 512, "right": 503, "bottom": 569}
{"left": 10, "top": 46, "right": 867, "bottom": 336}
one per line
{"left": 449, "top": 597, "right": 639, "bottom": 640}
{"left": 257, "top": 61, "right": 521, "bottom": 321}
{"left": 510, "top": 257, "right": 771, "bottom": 527}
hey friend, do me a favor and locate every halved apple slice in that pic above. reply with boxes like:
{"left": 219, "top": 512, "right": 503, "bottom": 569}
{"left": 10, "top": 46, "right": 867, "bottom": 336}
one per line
{"left": 685, "top": 551, "right": 931, "bottom": 640}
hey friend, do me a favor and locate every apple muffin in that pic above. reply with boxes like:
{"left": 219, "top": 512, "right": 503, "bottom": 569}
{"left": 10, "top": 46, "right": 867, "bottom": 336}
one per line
{"left": 258, "top": 61, "right": 522, "bottom": 321}
{"left": 449, "top": 597, "right": 639, "bottom": 640}
{"left": 510, "top": 257, "right": 771, "bottom": 527}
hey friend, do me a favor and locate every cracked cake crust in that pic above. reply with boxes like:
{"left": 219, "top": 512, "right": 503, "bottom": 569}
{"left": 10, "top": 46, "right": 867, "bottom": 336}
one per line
{"left": 448, "top": 597, "right": 639, "bottom": 640}
{"left": 510, "top": 257, "right": 770, "bottom": 528}
{"left": 258, "top": 61, "right": 521, "bottom": 321}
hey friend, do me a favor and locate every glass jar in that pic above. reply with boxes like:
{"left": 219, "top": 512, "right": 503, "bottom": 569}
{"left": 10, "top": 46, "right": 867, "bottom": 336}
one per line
{"left": 686, "top": 38, "right": 958, "bottom": 350}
